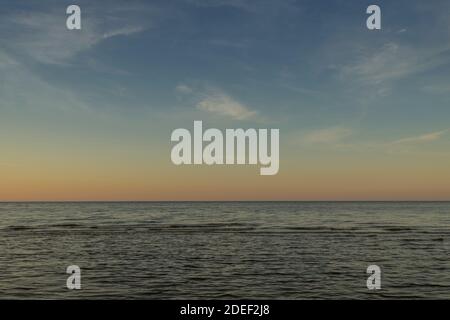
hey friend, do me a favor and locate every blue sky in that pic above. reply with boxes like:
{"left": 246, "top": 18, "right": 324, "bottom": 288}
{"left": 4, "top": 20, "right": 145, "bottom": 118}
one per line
{"left": 2, "top": 0, "right": 450, "bottom": 129}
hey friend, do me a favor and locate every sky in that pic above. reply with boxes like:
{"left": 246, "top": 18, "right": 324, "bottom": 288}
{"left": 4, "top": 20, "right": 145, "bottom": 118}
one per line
{"left": 1, "top": 0, "right": 450, "bottom": 201}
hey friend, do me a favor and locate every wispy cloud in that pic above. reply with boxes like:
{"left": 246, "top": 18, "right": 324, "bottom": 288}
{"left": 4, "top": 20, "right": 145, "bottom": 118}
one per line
{"left": 389, "top": 129, "right": 448, "bottom": 145}
{"left": 101, "top": 26, "right": 145, "bottom": 40}
{"left": 340, "top": 43, "right": 449, "bottom": 85}
{"left": 0, "top": 1, "right": 156, "bottom": 114}
{"left": 175, "top": 84, "right": 194, "bottom": 94}
{"left": 175, "top": 84, "right": 259, "bottom": 120}
{"left": 317, "top": 128, "right": 449, "bottom": 154}
{"left": 1, "top": 5, "right": 151, "bottom": 65}
{"left": 301, "top": 127, "right": 352, "bottom": 144}
{"left": 196, "top": 92, "right": 257, "bottom": 120}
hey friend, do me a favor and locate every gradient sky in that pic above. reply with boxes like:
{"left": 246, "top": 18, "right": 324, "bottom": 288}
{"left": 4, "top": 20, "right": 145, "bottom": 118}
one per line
{"left": 1, "top": 0, "right": 450, "bottom": 201}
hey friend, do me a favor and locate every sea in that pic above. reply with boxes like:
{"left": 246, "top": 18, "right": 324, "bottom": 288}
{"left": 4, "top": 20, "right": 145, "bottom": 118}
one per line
{"left": 0, "top": 201, "right": 449, "bottom": 299}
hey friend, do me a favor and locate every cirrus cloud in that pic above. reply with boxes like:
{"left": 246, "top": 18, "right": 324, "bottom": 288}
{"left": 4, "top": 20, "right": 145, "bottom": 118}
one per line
{"left": 302, "top": 127, "right": 353, "bottom": 144}
{"left": 196, "top": 92, "right": 257, "bottom": 120}
{"left": 389, "top": 129, "right": 448, "bottom": 145}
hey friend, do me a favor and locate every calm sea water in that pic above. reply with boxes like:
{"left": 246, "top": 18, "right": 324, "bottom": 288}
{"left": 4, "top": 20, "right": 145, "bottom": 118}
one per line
{"left": 0, "top": 202, "right": 449, "bottom": 299}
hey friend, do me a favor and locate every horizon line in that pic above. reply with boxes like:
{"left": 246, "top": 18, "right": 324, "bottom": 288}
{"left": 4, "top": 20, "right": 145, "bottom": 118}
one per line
{"left": 1, "top": 200, "right": 450, "bottom": 203}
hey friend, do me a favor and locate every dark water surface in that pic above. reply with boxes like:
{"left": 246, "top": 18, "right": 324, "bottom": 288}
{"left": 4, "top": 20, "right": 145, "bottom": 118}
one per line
{"left": 0, "top": 202, "right": 449, "bottom": 299}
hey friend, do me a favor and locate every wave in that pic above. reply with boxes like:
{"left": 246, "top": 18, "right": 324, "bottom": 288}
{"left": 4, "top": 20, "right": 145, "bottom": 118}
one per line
{"left": 2, "top": 222, "right": 450, "bottom": 237}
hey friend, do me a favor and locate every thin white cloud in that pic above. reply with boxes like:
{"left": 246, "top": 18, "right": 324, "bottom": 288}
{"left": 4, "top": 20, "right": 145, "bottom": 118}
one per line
{"left": 101, "top": 26, "right": 145, "bottom": 40}
{"left": 389, "top": 130, "right": 448, "bottom": 145}
{"left": 1, "top": 8, "right": 149, "bottom": 65}
{"left": 306, "top": 128, "right": 449, "bottom": 154}
{"left": 340, "top": 42, "right": 450, "bottom": 85}
{"left": 175, "top": 84, "right": 194, "bottom": 94}
{"left": 196, "top": 92, "right": 257, "bottom": 120}
{"left": 176, "top": 84, "right": 259, "bottom": 120}
{"left": 302, "top": 127, "right": 352, "bottom": 144}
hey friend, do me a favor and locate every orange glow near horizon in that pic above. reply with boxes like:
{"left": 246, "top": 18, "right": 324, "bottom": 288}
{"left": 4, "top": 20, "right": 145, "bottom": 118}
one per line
{"left": 2, "top": 152, "right": 449, "bottom": 201}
